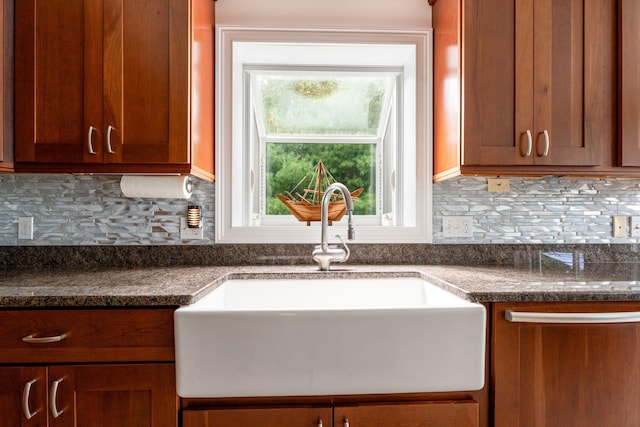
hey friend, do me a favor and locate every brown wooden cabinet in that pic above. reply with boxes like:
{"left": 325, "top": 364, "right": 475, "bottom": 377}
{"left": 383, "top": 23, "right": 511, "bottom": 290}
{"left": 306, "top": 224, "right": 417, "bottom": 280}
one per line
{"left": 0, "top": 0, "right": 13, "bottom": 172}
{"left": 183, "top": 406, "right": 333, "bottom": 427}
{"left": 14, "top": 0, "right": 215, "bottom": 181}
{"left": 433, "top": 0, "right": 616, "bottom": 180}
{"left": 492, "top": 301, "right": 640, "bottom": 427}
{"left": 1, "top": 364, "right": 175, "bottom": 426}
{"left": 618, "top": 0, "right": 640, "bottom": 167}
{"left": 182, "top": 400, "right": 479, "bottom": 427}
{"left": 334, "top": 401, "right": 478, "bottom": 427}
{"left": 0, "top": 308, "right": 178, "bottom": 427}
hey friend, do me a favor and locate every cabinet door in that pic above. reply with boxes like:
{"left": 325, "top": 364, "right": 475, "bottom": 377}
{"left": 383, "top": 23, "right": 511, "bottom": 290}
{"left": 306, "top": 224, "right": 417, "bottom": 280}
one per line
{"left": 0, "top": 366, "right": 48, "bottom": 426}
{"left": 460, "top": 0, "right": 614, "bottom": 168}
{"left": 0, "top": 0, "right": 13, "bottom": 172}
{"left": 619, "top": 0, "right": 640, "bottom": 166}
{"left": 106, "top": 0, "right": 189, "bottom": 166}
{"left": 462, "top": 0, "right": 522, "bottom": 167}
{"left": 49, "top": 364, "right": 177, "bottom": 427}
{"left": 493, "top": 302, "right": 640, "bottom": 427}
{"left": 529, "top": 0, "right": 614, "bottom": 167}
{"left": 15, "top": 0, "right": 95, "bottom": 164}
{"left": 183, "top": 407, "right": 333, "bottom": 427}
{"left": 334, "top": 401, "right": 478, "bottom": 427}
{"left": 15, "top": 0, "right": 191, "bottom": 167}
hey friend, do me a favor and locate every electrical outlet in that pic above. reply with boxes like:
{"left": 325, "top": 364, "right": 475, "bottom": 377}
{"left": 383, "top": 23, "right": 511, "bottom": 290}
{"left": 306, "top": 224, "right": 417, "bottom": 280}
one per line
{"left": 488, "top": 178, "right": 510, "bottom": 192}
{"left": 180, "top": 217, "right": 203, "bottom": 240}
{"left": 613, "top": 216, "right": 627, "bottom": 238}
{"left": 18, "top": 217, "right": 34, "bottom": 240}
{"left": 442, "top": 216, "right": 473, "bottom": 238}
{"left": 632, "top": 216, "right": 640, "bottom": 237}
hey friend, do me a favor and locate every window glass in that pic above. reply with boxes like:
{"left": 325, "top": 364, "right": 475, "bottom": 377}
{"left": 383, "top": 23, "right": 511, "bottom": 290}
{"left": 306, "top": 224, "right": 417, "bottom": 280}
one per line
{"left": 255, "top": 74, "right": 393, "bottom": 136}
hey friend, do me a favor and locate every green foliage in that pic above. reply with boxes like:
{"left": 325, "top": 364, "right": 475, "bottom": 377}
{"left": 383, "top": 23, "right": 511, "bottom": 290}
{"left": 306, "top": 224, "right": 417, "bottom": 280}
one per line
{"left": 266, "top": 143, "right": 376, "bottom": 215}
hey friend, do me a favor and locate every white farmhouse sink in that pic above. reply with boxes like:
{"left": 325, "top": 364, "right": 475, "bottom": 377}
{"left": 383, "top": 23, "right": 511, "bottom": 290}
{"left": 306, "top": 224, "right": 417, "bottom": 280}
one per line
{"left": 174, "top": 276, "right": 486, "bottom": 398}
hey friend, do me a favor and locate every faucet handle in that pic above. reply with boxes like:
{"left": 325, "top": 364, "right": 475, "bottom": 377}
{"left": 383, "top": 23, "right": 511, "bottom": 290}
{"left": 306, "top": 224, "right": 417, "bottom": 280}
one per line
{"left": 334, "top": 234, "right": 350, "bottom": 261}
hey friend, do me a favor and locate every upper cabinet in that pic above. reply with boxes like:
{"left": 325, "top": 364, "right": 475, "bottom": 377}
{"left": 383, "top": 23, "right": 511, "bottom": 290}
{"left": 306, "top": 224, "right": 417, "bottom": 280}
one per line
{"left": 433, "top": 0, "right": 616, "bottom": 181}
{"left": 619, "top": 0, "right": 640, "bottom": 167}
{"left": 0, "top": 0, "right": 13, "bottom": 173}
{"left": 14, "top": 0, "right": 215, "bottom": 181}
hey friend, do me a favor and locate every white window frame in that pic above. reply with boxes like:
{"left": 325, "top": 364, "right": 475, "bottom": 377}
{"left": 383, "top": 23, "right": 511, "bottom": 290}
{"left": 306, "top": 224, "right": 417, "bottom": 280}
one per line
{"left": 215, "top": 27, "right": 433, "bottom": 244}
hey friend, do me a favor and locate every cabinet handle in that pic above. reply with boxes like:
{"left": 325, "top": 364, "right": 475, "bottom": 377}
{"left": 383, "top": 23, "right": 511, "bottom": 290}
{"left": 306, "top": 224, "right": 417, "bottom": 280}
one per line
{"left": 106, "top": 125, "right": 116, "bottom": 154}
{"left": 317, "top": 419, "right": 323, "bottom": 427}
{"left": 344, "top": 417, "right": 350, "bottom": 427}
{"left": 22, "top": 379, "right": 38, "bottom": 420}
{"left": 50, "top": 378, "right": 65, "bottom": 418}
{"left": 87, "top": 126, "right": 97, "bottom": 155}
{"left": 505, "top": 310, "right": 640, "bottom": 324}
{"left": 522, "top": 130, "right": 533, "bottom": 157}
{"left": 22, "top": 333, "right": 67, "bottom": 344}
{"left": 539, "top": 129, "right": 550, "bottom": 157}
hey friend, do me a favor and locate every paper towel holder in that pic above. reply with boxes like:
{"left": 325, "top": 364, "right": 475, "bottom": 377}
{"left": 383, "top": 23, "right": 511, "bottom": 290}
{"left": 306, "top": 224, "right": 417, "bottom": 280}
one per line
{"left": 187, "top": 205, "right": 202, "bottom": 228}
{"left": 120, "top": 175, "right": 193, "bottom": 199}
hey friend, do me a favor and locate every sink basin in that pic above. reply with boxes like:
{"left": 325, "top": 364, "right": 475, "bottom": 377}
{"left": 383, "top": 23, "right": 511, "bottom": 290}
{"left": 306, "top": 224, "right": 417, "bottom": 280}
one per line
{"left": 174, "top": 276, "right": 486, "bottom": 398}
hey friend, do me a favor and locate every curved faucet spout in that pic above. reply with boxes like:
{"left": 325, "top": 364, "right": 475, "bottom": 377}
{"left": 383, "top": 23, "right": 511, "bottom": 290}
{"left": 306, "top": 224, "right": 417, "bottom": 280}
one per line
{"left": 320, "top": 183, "right": 353, "bottom": 250}
{"left": 313, "top": 182, "right": 356, "bottom": 271}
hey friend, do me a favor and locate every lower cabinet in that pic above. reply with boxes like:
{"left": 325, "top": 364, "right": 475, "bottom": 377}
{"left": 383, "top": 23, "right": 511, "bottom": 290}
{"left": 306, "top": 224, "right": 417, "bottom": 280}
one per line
{"left": 183, "top": 406, "right": 333, "bottom": 427}
{"left": 0, "top": 308, "right": 178, "bottom": 426}
{"left": 182, "top": 400, "right": 479, "bottom": 427}
{"left": 1, "top": 364, "right": 176, "bottom": 426}
{"left": 493, "top": 301, "right": 640, "bottom": 427}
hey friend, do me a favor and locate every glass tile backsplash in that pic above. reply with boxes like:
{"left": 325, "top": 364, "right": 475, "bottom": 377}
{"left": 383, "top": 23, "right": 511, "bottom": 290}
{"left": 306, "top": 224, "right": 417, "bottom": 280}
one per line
{"left": 1, "top": 174, "right": 640, "bottom": 245}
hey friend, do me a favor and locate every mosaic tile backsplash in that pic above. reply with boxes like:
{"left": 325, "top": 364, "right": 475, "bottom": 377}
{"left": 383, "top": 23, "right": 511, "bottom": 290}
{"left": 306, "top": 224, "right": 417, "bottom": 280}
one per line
{"left": 1, "top": 174, "right": 640, "bottom": 246}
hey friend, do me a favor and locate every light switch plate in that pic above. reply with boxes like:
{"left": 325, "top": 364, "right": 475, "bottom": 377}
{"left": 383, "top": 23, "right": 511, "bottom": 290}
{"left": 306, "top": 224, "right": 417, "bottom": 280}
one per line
{"left": 632, "top": 216, "right": 640, "bottom": 237}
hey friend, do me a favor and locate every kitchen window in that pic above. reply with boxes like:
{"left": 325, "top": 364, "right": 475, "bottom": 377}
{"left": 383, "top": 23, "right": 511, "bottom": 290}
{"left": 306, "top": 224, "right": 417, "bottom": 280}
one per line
{"left": 215, "top": 27, "right": 432, "bottom": 243}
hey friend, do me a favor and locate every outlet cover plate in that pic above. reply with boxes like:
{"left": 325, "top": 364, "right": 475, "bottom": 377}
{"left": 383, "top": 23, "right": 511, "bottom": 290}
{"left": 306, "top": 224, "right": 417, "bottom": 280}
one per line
{"left": 488, "top": 178, "right": 510, "bottom": 192}
{"left": 180, "top": 217, "right": 204, "bottom": 240}
{"left": 442, "top": 216, "right": 473, "bottom": 238}
{"left": 18, "top": 217, "right": 34, "bottom": 240}
{"left": 613, "top": 216, "right": 627, "bottom": 238}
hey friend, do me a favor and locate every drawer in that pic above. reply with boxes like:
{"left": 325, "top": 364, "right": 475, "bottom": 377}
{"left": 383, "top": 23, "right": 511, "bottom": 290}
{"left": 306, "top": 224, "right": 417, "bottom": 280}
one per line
{"left": 0, "top": 308, "right": 175, "bottom": 363}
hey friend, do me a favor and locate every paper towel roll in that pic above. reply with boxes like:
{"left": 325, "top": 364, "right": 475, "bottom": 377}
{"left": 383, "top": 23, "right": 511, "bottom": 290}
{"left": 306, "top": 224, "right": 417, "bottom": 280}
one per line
{"left": 120, "top": 175, "right": 193, "bottom": 199}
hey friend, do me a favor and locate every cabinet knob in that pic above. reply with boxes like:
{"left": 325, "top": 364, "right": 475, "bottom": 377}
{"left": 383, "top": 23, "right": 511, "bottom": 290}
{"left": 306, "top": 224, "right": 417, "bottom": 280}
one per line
{"left": 344, "top": 417, "right": 350, "bottom": 427}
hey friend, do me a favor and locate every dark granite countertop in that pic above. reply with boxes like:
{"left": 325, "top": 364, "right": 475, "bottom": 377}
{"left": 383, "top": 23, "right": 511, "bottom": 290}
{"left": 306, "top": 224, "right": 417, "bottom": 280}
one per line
{"left": 2, "top": 261, "right": 640, "bottom": 308}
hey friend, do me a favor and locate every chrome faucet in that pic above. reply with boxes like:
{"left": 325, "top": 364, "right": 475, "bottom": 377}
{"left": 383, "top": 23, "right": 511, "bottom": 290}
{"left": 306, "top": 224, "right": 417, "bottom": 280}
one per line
{"left": 312, "top": 182, "right": 355, "bottom": 271}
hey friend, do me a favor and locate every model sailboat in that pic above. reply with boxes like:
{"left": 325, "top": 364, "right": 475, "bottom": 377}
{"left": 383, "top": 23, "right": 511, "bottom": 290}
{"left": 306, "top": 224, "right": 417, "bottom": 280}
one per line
{"left": 276, "top": 160, "right": 363, "bottom": 226}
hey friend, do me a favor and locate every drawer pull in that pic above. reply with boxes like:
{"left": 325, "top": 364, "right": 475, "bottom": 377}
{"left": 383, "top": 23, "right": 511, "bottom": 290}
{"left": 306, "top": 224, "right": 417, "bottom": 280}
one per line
{"left": 317, "top": 419, "right": 323, "bottom": 427}
{"left": 344, "top": 417, "right": 350, "bottom": 427}
{"left": 22, "top": 333, "right": 67, "bottom": 344}
{"left": 50, "top": 378, "right": 65, "bottom": 418}
{"left": 22, "top": 379, "right": 38, "bottom": 420}
{"left": 522, "top": 129, "right": 533, "bottom": 157}
{"left": 539, "top": 129, "right": 550, "bottom": 157}
{"left": 106, "top": 125, "right": 116, "bottom": 154}
{"left": 87, "top": 126, "right": 97, "bottom": 155}
{"left": 506, "top": 310, "right": 640, "bottom": 324}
